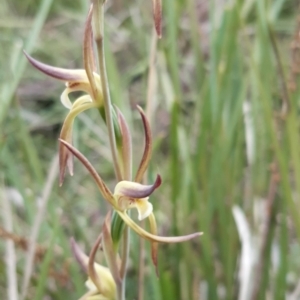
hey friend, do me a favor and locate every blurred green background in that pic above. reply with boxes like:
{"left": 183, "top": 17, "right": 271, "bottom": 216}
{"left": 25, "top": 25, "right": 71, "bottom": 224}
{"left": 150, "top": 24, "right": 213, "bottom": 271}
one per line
{"left": 1, "top": 0, "right": 300, "bottom": 299}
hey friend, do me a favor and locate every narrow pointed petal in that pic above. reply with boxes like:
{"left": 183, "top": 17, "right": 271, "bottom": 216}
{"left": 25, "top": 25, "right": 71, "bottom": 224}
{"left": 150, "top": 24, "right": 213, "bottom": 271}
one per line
{"left": 102, "top": 213, "right": 122, "bottom": 285}
{"left": 152, "top": 0, "right": 162, "bottom": 38}
{"left": 135, "top": 106, "right": 152, "bottom": 183}
{"left": 24, "top": 51, "right": 87, "bottom": 81}
{"left": 117, "top": 211, "right": 203, "bottom": 243}
{"left": 116, "top": 107, "right": 132, "bottom": 181}
{"left": 70, "top": 237, "right": 89, "bottom": 273}
{"left": 58, "top": 139, "right": 115, "bottom": 206}
{"left": 88, "top": 234, "right": 103, "bottom": 294}
{"left": 59, "top": 100, "right": 97, "bottom": 185}
{"left": 114, "top": 175, "right": 161, "bottom": 199}
{"left": 148, "top": 213, "right": 159, "bottom": 276}
{"left": 84, "top": 4, "right": 98, "bottom": 101}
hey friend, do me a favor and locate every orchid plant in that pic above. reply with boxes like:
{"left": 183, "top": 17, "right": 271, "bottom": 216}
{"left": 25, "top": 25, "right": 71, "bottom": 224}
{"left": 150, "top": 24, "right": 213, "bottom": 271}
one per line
{"left": 25, "top": 1, "right": 202, "bottom": 299}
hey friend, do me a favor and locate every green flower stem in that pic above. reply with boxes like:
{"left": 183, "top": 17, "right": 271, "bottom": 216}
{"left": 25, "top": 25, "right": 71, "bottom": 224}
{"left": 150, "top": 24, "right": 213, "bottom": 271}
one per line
{"left": 93, "top": 0, "right": 122, "bottom": 182}
{"left": 93, "top": 1, "right": 129, "bottom": 299}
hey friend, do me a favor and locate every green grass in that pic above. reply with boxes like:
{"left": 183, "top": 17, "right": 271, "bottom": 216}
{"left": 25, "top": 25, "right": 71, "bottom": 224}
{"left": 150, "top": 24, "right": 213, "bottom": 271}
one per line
{"left": 1, "top": 0, "right": 300, "bottom": 299}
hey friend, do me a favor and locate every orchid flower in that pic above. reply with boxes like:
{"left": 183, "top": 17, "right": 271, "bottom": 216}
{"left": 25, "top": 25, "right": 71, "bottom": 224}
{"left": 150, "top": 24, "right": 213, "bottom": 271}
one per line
{"left": 71, "top": 237, "right": 117, "bottom": 300}
{"left": 60, "top": 136, "right": 202, "bottom": 272}
{"left": 58, "top": 103, "right": 202, "bottom": 272}
{"left": 58, "top": 106, "right": 202, "bottom": 258}
{"left": 24, "top": 6, "right": 102, "bottom": 185}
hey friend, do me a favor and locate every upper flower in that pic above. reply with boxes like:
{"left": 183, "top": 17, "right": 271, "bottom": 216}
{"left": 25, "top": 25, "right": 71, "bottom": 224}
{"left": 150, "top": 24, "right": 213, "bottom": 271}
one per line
{"left": 24, "top": 5, "right": 102, "bottom": 185}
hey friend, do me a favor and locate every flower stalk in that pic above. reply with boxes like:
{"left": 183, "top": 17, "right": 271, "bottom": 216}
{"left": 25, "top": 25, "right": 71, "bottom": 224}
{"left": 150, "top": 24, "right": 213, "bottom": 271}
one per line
{"left": 25, "top": 2, "right": 202, "bottom": 299}
{"left": 92, "top": 2, "right": 131, "bottom": 296}
{"left": 92, "top": 0, "right": 122, "bottom": 182}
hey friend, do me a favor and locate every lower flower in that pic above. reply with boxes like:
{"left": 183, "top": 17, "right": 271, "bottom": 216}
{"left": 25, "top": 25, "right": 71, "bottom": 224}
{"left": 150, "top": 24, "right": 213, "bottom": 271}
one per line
{"left": 71, "top": 238, "right": 117, "bottom": 300}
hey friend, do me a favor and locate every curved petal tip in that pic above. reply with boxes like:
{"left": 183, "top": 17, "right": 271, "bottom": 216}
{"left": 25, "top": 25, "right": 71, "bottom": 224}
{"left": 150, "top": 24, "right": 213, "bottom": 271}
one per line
{"left": 24, "top": 50, "right": 86, "bottom": 81}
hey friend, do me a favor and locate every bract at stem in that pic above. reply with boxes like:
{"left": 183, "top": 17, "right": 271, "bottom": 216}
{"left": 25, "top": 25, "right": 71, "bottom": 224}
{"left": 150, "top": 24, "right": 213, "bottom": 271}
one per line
{"left": 102, "top": 213, "right": 122, "bottom": 297}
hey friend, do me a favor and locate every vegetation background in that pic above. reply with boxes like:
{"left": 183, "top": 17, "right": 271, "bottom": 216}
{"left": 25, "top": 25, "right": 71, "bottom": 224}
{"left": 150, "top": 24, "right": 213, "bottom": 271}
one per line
{"left": 1, "top": 0, "right": 300, "bottom": 299}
